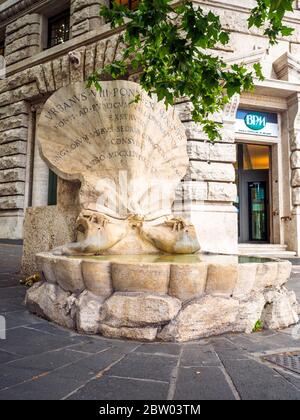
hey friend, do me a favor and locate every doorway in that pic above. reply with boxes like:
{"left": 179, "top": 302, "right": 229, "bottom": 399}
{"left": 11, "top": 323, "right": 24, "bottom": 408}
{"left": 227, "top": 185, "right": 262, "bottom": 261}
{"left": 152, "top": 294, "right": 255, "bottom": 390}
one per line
{"left": 236, "top": 143, "right": 271, "bottom": 243}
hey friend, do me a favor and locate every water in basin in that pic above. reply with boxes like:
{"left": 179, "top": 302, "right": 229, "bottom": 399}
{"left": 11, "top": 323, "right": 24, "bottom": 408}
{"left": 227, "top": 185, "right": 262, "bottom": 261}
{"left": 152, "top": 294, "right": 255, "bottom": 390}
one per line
{"left": 68, "top": 253, "right": 275, "bottom": 264}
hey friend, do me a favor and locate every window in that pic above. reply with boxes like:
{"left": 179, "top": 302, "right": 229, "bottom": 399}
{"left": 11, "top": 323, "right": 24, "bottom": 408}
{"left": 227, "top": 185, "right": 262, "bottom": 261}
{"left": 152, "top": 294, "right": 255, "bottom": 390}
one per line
{"left": 111, "top": 0, "right": 139, "bottom": 10}
{"left": 0, "top": 38, "right": 4, "bottom": 57}
{"left": 47, "top": 11, "right": 70, "bottom": 49}
{"left": 242, "top": 144, "right": 270, "bottom": 171}
{"left": 48, "top": 170, "right": 57, "bottom": 205}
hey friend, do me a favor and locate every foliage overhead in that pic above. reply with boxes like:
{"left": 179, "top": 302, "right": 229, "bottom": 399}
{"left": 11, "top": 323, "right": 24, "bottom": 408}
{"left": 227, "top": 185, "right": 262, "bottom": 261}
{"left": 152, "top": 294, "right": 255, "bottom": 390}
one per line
{"left": 88, "top": 0, "right": 294, "bottom": 141}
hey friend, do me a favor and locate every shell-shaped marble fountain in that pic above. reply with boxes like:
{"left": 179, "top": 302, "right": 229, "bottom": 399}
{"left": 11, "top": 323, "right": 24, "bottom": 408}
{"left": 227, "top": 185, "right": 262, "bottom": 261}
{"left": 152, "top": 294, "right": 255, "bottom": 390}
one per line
{"left": 37, "top": 80, "right": 200, "bottom": 255}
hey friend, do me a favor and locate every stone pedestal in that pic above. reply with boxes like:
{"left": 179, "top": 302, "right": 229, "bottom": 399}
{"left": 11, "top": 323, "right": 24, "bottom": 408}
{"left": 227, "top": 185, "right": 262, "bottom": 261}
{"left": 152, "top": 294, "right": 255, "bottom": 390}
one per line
{"left": 26, "top": 252, "right": 299, "bottom": 342}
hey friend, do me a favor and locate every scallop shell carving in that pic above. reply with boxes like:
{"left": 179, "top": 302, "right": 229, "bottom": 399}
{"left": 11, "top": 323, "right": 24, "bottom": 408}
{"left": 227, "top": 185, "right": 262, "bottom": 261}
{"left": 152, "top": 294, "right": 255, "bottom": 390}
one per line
{"left": 37, "top": 81, "right": 189, "bottom": 219}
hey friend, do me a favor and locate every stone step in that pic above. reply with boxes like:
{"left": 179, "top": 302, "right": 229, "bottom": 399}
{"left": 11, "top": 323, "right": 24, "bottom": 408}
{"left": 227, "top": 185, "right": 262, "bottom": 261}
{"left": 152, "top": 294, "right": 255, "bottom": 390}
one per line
{"left": 239, "top": 244, "right": 288, "bottom": 250}
{"left": 238, "top": 244, "right": 296, "bottom": 259}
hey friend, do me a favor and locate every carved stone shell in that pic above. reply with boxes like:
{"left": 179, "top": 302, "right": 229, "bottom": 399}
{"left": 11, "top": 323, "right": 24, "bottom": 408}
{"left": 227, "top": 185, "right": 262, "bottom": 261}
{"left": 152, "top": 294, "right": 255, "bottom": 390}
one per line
{"left": 37, "top": 80, "right": 189, "bottom": 219}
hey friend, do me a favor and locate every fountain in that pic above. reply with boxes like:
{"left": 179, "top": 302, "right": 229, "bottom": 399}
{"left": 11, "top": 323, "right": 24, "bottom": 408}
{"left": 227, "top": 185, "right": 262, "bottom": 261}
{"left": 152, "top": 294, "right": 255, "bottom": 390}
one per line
{"left": 26, "top": 80, "right": 300, "bottom": 342}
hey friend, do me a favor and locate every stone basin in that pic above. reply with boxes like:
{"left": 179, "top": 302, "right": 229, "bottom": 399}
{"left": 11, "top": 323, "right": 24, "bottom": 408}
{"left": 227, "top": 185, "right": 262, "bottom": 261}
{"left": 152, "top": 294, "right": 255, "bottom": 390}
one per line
{"left": 25, "top": 252, "right": 300, "bottom": 342}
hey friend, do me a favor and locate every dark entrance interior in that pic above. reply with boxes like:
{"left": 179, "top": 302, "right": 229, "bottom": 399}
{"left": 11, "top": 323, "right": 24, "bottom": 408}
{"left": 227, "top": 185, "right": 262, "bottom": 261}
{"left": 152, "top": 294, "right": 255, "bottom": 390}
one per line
{"left": 236, "top": 144, "right": 271, "bottom": 243}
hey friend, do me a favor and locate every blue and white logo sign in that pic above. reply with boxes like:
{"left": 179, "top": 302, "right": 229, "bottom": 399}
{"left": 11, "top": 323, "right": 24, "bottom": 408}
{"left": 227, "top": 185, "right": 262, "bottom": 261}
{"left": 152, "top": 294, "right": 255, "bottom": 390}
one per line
{"left": 235, "top": 109, "right": 278, "bottom": 137}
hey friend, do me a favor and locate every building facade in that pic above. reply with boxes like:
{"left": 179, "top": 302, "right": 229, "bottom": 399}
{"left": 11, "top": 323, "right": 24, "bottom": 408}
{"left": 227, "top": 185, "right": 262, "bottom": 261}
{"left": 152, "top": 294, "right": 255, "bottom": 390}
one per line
{"left": 2, "top": 0, "right": 300, "bottom": 264}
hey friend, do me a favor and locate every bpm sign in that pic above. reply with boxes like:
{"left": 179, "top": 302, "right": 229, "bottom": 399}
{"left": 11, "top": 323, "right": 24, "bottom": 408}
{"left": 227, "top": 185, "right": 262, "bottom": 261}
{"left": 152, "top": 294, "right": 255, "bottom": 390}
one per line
{"left": 244, "top": 112, "right": 266, "bottom": 131}
{"left": 235, "top": 109, "right": 278, "bottom": 137}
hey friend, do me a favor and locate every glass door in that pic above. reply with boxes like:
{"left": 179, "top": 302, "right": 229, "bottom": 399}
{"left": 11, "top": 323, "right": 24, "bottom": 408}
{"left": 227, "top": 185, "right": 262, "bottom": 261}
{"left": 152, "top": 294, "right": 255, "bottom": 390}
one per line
{"left": 248, "top": 181, "right": 268, "bottom": 241}
{"left": 237, "top": 144, "right": 271, "bottom": 243}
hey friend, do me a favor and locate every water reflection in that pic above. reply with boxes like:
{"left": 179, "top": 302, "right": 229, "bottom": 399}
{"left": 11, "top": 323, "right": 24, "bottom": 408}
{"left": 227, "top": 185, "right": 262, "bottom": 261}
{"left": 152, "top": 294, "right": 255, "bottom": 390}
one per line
{"left": 68, "top": 253, "right": 274, "bottom": 264}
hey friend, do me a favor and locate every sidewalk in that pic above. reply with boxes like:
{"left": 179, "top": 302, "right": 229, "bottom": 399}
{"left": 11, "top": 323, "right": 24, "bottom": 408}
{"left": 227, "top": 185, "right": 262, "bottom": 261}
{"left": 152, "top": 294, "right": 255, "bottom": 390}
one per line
{"left": 0, "top": 244, "right": 300, "bottom": 400}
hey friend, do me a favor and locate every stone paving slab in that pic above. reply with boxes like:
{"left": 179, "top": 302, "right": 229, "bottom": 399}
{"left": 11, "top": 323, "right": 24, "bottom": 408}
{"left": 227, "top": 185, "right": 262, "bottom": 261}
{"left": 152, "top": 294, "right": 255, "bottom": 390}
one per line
{"left": 221, "top": 358, "right": 300, "bottom": 400}
{"left": 107, "top": 352, "right": 178, "bottom": 383}
{"left": 0, "top": 244, "right": 300, "bottom": 400}
{"left": 180, "top": 344, "right": 221, "bottom": 367}
{"left": 67, "top": 376, "right": 170, "bottom": 401}
{"left": 174, "top": 366, "right": 236, "bottom": 400}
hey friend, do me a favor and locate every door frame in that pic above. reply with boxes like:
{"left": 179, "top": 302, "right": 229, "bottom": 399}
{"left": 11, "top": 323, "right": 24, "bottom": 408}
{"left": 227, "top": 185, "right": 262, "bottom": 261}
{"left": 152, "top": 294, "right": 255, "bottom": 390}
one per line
{"left": 235, "top": 132, "right": 281, "bottom": 244}
{"left": 236, "top": 143, "right": 271, "bottom": 243}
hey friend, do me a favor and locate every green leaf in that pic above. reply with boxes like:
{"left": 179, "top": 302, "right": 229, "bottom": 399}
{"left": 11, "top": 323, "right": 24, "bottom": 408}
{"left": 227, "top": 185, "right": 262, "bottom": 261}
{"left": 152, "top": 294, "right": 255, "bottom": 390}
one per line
{"left": 253, "top": 63, "right": 265, "bottom": 81}
{"left": 219, "top": 31, "right": 230, "bottom": 45}
{"left": 88, "top": 0, "right": 295, "bottom": 142}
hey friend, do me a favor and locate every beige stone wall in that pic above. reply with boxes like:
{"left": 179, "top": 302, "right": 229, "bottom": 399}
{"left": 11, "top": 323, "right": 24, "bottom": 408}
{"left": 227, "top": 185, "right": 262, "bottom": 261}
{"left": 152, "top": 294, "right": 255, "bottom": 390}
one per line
{"left": 0, "top": 30, "right": 127, "bottom": 239}
{"left": 70, "top": 0, "right": 109, "bottom": 38}
{"left": 5, "top": 13, "right": 41, "bottom": 66}
{"left": 22, "top": 205, "right": 79, "bottom": 276}
{"left": 0, "top": 99, "right": 28, "bottom": 219}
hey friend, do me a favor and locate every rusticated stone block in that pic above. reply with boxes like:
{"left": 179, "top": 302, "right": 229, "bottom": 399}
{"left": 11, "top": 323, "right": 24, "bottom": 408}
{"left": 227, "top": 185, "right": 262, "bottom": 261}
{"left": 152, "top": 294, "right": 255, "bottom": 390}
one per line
{"left": 262, "top": 289, "right": 299, "bottom": 330}
{"left": 0, "top": 155, "right": 26, "bottom": 170}
{"left": 95, "top": 40, "right": 107, "bottom": 69}
{"left": 178, "top": 180, "right": 207, "bottom": 201}
{"left": 291, "top": 151, "right": 300, "bottom": 169}
{"left": 112, "top": 263, "right": 170, "bottom": 294}
{"left": 99, "top": 324, "right": 158, "bottom": 341}
{"left": 0, "top": 195, "right": 24, "bottom": 210}
{"left": 104, "top": 36, "right": 119, "bottom": 66}
{"left": 0, "top": 83, "right": 40, "bottom": 107}
{"left": 0, "top": 141, "right": 26, "bottom": 157}
{"left": 187, "top": 141, "right": 236, "bottom": 163}
{"left": 0, "top": 168, "right": 25, "bottom": 183}
{"left": 71, "top": 5, "right": 101, "bottom": 26}
{"left": 71, "top": 20, "right": 90, "bottom": 38}
{"left": 6, "top": 14, "right": 41, "bottom": 35}
{"left": 6, "top": 47, "right": 40, "bottom": 66}
{"left": 292, "top": 169, "right": 300, "bottom": 187}
{"left": 0, "top": 181, "right": 25, "bottom": 196}
{"left": 76, "top": 291, "right": 105, "bottom": 334}
{"left": 71, "top": 0, "right": 108, "bottom": 14}
{"left": 100, "top": 292, "right": 181, "bottom": 327}
{"left": 5, "top": 34, "right": 40, "bottom": 56}
{"left": 185, "top": 161, "right": 235, "bottom": 182}
{"left": 234, "top": 293, "right": 265, "bottom": 333}
{"left": 0, "top": 102, "right": 28, "bottom": 120}
{"left": 292, "top": 187, "right": 300, "bottom": 205}
{"left": 169, "top": 263, "right": 207, "bottom": 301}
{"left": 0, "top": 128, "right": 28, "bottom": 144}
{"left": 52, "top": 57, "right": 63, "bottom": 89}
{"left": 70, "top": 1, "right": 106, "bottom": 37}
{"left": 158, "top": 295, "right": 239, "bottom": 342}
{"left": 6, "top": 23, "right": 40, "bottom": 45}
{"left": 0, "top": 115, "right": 28, "bottom": 131}
{"left": 84, "top": 43, "right": 97, "bottom": 78}
{"left": 207, "top": 182, "right": 237, "bottom": 202}
{"left": 184, "top": 121, "right": 207, "bottom": 140}
{"left": 42, "top": 61, "right": 56, "bottom": 92}
{"left": 175, "top": 101, "right": 194, "bottom": 121}
{"left": 25, "top": 282, "right": 76, "bottom": 330}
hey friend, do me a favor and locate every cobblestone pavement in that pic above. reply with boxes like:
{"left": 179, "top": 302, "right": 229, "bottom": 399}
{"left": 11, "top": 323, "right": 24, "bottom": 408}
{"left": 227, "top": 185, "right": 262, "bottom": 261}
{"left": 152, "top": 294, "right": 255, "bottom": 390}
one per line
{"left": 0, "top": 244, "right": 300, "bottom": 400}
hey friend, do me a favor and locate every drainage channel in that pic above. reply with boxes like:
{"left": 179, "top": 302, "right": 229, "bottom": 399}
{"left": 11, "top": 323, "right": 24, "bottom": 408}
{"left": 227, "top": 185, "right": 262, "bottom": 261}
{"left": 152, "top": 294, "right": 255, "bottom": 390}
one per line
{"left": 262, "top": 352, "right": 300, "bottom": 375}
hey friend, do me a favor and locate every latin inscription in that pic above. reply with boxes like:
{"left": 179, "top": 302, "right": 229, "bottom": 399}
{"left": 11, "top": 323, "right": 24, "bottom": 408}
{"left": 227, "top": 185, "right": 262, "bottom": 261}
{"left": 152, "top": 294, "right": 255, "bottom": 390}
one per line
{"left": 37, "top": 80, "right": 188, "bottom": 216}
{"left": 40, "top": 83, "right": 186, "bottom": 175}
